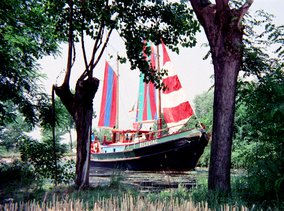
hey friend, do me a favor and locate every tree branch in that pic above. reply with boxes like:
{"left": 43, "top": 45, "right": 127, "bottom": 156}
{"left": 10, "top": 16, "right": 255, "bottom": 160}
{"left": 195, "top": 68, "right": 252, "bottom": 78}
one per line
{"left": 237, "top": 0, "right": 254, "bottom": 28}
{"left": 87, "top": 0, "right": 109, "bottom": 72}
{"left": 92, "top": 28, "right": 113, "bottom": 72}
{"left": 189, "top": 0, "right": 217, "bottom": 42}
{"left": 87, "top": 22, "right": 104, "bottom": 71}
{"left": 81, "top": 30, "right": 88, "bottom": 71}
{"left": 77, "top": 23, "right": 104, "bottom": 81}
{"left": 215, "top": 0, "right": 229, "bottom": 11}
{"left": 72, "top": 42, "right": 76, "bottom": 68}
{"left": 80, "top": 1, "right": 88, "bottom": 71}
{"left": 63, "top": 0, "right": 74, "bottom": 88}
{"left": 189, "top": 0, "right": 215, "bottom": 25}
{"left": 189, "top": 0, "right": 211, "bottom": 8}
{"left": 53, "top": 84, "right": 75, "bottom": 116}
{"left": 78, "top": 28, "right": 113, "bottom": 82}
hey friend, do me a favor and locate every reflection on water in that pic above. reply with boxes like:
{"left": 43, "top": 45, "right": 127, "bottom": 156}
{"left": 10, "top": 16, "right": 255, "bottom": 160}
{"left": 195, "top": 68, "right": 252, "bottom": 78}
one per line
{"left": 89, "top": 167, "right": 208, "bottom": 192}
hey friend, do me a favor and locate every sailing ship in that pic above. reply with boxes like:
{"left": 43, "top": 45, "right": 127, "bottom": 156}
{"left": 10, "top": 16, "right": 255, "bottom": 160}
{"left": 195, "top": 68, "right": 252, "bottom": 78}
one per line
{"left": 90, "top": 42, "right": 208, "bottom": 171}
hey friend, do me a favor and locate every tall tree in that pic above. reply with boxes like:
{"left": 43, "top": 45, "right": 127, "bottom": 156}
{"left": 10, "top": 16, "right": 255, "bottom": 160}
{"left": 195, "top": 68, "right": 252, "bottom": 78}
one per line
{"left": 188, "top": 0, "right": 253, "bottom": 192}
{"left": 0, "top": 0, "right": 59, "bottom": 127}
{"left": 48, "top": 0, "right": 199, "bottom": 189}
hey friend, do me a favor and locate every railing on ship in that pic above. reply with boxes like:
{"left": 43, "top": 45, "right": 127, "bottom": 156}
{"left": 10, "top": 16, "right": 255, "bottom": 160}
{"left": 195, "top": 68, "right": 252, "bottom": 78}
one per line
{"left": 96, "top": 122, "right": 203, "bottom": 146}
{"left": 137, "top": 122, "right": 198, "bottom": 141}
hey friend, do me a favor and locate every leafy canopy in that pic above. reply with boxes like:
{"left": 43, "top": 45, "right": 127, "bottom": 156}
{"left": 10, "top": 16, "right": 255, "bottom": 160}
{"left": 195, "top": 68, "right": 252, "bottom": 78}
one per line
{"left": 45, "top": 0, "right": 200, "bottom": 88}
{"left": 0, "top": 0, "right": 59, "bottom": 127}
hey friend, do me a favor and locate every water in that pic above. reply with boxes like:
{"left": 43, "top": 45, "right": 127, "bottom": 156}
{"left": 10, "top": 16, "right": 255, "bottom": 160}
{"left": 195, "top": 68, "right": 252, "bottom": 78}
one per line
{"left": 89, "top": 167, "right": 208, "bottom": 192}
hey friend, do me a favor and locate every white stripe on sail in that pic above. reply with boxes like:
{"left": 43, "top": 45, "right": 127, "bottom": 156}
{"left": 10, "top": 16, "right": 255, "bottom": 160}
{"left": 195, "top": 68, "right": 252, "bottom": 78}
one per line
{"left": 167, "top": 118, "right": 189, "bottom": 134}
{"left": 161, "top": 90, "right": 188, "bottom": 108}
{"left": 162, "top": 62, "right": 176, "bottom": 77}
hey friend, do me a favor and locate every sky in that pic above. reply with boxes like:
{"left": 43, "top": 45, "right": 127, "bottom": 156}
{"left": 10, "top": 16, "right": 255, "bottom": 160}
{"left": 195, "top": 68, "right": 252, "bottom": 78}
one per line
{"left": 39, "top": 0, "right": 284, "bottom": 130}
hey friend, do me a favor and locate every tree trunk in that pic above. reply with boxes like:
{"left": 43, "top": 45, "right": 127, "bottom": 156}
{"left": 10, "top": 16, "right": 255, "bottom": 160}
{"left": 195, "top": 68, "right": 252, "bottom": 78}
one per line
{"left": 74, "top": 104, "right": 92, "bottom": 189}
{"left": 188, "top": 0, "right": 248, "bottom": 193}
{"left": 54, "top": 77, "right": 99, "bottom": 189}
{"left": 69, "top": 130, "right": 73, "bottom": 151}
{"left": 207, "top": 14, "right": 243, "bottom": 193}
{"left": 209, "top": 53, "right": 240, "bottom": 192}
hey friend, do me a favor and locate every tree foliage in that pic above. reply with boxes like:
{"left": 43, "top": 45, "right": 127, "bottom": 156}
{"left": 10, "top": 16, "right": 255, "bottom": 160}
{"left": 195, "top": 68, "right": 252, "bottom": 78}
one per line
{"left": 0, "top": 93, "right": 75, "bottom": 185}
{"left": 236, "top": 64, "right": 284, "bottom": 202}
{"left": 233, "top": 10, "right": 284, "bottom": 202}
{"left": 192, "top": 90, "right": 213, "bottom": 167}
{"left": 0, "top": 112, "right": 31, "bottom": 152}
{"left": 193, "top": 90, "right": 213, "bottom": 132}
{"left": 17, "top": 96, "right": 75, "bottom": 185}
{"left": 0, "top": 0, "right": 59, "bottom": 127}
{"left": 19, "top": 136, "right": 75, "bottom": 184}
{"left": 44, "top": 0, "right": 200, "bottom": 88}
{"left": 40, "top": 97, "right": 74, "bottom": 138}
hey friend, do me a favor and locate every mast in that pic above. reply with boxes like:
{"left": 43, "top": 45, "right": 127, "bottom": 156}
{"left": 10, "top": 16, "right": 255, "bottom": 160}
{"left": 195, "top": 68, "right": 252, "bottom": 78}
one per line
{"left": 116, "top": 52, "right": 119, "bottom": 129}
{"left": 156, "top": 44, "right": 162, "bottom": 134}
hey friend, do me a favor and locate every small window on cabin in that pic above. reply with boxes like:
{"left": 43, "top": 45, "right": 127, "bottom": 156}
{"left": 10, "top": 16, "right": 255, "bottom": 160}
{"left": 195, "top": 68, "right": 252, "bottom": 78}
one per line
{"left": 119, "top": 133, "right": 124, "bottom": 142}
{"left": 114, "top": 132, "right": 120, "bottom": 142}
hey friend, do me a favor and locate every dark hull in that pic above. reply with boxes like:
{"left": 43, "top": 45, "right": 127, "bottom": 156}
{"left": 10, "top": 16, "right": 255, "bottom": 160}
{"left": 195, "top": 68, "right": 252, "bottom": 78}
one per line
{"left": 91, "top": 132, "right": 208, "bottom": 171}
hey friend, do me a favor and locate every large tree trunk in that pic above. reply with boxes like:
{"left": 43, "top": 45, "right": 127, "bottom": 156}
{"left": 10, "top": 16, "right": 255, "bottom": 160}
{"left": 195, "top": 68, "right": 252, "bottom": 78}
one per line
{"left": 54, "top": 77, "right": 99, "bottom": 189}
{"left": 189, "top": 0, "right": 250, "bottom": 193}
{"left": 207, "top": 14, "right": 243, "bottom": 193}
{"left": 209, "top": 52, "right": 241, "bottom": 192}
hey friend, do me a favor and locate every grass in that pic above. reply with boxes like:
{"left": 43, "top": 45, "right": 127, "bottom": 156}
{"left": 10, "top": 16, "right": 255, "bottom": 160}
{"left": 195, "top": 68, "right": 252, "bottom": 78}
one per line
{"left": 1, "top": 172, "right": 283, "bottom": 210}
{"left": 1, "top": 194, "right": 253, "bottom": 211}
{"left": 0, "top": 154, "right": 283, "bottom": 210}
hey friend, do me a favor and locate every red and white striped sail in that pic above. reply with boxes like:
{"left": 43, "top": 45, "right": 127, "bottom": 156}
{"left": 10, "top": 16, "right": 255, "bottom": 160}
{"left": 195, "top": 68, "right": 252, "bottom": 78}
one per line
{"left": 161, "top": 42, "right": 194, "bottom": 133}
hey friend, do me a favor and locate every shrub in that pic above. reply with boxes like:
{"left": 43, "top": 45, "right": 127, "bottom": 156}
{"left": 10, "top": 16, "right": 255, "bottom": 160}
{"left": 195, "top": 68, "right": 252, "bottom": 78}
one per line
{"left": 0, "top": 160, "right": 35, "bottom": 186}
{"left": 19, "top": 137, "right": 75, "bottom": 185}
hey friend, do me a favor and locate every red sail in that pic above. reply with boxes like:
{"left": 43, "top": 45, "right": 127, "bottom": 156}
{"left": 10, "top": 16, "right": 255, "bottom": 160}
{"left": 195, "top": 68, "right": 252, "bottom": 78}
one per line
{"left": 98, "top": 61, "right": 118, "bottom": 128}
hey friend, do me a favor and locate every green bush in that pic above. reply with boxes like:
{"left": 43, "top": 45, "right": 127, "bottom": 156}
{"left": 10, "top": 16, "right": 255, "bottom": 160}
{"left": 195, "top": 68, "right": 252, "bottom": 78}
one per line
{"left": 0, "top": 160, "right": 35, "bottom": 186}
{"left": 243, "top": 142, "right": 284, "bottom": 202}
{"left": 19, "top": 137, "right": 75, "bottom": 185}
{"left": 197, "top": 144, "right": 210, "bottom": 167}
{"left": 0, "top": 160, "right": 42, "bottom": 202}
{"left": 236, "top": 67, "right": 284, "bottom": 203}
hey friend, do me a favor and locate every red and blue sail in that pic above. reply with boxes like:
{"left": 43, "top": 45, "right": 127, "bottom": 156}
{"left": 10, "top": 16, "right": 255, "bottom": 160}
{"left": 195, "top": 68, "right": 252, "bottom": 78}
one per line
{"left": 98, "top": 61, "right": 118, "bottom": 128}
{"left": 135, "top": 43, "right": 157, "bottom": 123}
